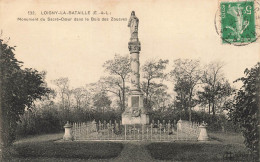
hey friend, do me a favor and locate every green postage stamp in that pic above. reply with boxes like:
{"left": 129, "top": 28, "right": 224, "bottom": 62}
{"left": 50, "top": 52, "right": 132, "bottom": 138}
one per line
{"left": 220, "top": 0, "right": 257, "bottom": 45}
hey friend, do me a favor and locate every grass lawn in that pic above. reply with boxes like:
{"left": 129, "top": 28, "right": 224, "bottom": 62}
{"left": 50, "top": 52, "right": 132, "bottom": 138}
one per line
{"left": 146, "top": 131, "right": 250, "bottom": 161}
{"left": 208, "top": 131, "right": 245, "bottom": 145}
{"left": 5, "top": 133, "right": 124, "bottom": 161}
{"left": 13, "top": 141, "right": 123, "bottom": 159}
{"left": 4, "top": 131, "right": 252, "bottom": 161}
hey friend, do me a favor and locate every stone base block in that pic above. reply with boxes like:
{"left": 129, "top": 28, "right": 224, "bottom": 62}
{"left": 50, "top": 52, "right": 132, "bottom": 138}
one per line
{"left": 122, "top": 114, "right": 149, "bottom": 125}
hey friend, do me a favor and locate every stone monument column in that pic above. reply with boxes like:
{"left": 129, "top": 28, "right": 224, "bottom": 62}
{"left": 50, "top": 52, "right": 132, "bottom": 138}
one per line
{"left": 129, "top": 42, "right": 140, "bottom": 91}
{"left": 122, "top": 11, "right": 149, "bottom": 125}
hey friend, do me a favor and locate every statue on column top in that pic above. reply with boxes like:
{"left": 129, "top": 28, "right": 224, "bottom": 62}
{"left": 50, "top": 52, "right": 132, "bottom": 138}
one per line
{"left": 128, "top": 11, "right": 139, "bottom": 40}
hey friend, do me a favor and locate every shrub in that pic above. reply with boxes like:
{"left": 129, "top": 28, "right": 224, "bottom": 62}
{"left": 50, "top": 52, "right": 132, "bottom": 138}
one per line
{"left": 149, "top": 110, "right": 239, "bottom": 132}
{"left": 16, "top": 105, "right": 123, "bottom": 137}
{"left": 228, "top": 62, "right": 259, "bottom": 159}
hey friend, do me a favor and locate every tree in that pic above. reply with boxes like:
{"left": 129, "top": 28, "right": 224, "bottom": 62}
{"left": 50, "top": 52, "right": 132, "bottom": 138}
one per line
{"left": 103, "top": 54, "right": 131, "bottom": 112}
{"left": 198, "top": 61, "right": 233, "bottom": 115}
{"left": 228, "top": 62, "right": 259, "bottom": 159}
{"left": 141, "top": 59, "right": 169, "bottom": 110}
{"left": 148, "top": 83, "right": 171, "bottom": 111}
{"left": 72, "top": 87, "right": 88, "bottom": 109}
{"left": 173, "top": 79, "right": 190, "bottom": 113}
{"left": 51, "top": 77, "right": 70, "bottom": 109}
{"left": 95, "top": 76, "right": 130, "bottom": 111}
{"left": 213, "top": 81, "right": 234, "bottom": 114}
{"left": 93, "top": 92, "right": 112, "bottom": 114}
{"left": 170, "top": 59, "right": 201, "bottom": 121}
{"left": 0, "top": 39, "right": 49, "bottom": 149}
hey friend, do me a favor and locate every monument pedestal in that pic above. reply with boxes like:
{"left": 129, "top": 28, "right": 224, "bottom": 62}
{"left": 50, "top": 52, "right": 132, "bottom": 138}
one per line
{"left": 122, "top": 113, "right": 149, "bottom": 125}
{"left": 122, "top": 90, "right": 149, "bottom": 125}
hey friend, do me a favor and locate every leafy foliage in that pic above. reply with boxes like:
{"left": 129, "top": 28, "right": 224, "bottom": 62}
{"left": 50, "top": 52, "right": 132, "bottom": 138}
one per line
{"left": 228, "top": 62, "right": 259, "bottom": 158}
{"left": 0, "top": 39, "right": 49, "bottom": 146}
{"left": 93, "top": 92, "right": 112, "bottom": 113}
{"left": 141, "top": 82, "right": 171, "bottom": 111}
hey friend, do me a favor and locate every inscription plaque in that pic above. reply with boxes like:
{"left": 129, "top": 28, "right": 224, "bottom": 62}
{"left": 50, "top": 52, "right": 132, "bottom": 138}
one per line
{"left": 132, "top": 96, "right": 139, "bottom": 107}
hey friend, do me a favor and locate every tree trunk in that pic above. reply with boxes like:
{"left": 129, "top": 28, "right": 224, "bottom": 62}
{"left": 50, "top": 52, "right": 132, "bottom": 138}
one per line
{"left": 189, "top": 100, "right": 191, "bottom": 121}
{"left": 188, "top": 88, "right": 193, "bottom": 122}
{"left": 0, "top": 108, "right": 4, "bottom": 158}
{"left": 0, "top": 70, "right": 3, "bottom": 158}
{"left": 67, "top": 95, "right": 70, "bottom": 108}
{"left": 61, "top": 93, "right": 65, "bottom": 109}
{"left": 208, "top": 101, "right": 211, "bottom": 114}
{"left": 118, "top": 90, "right": 123, "bottom": 112}
{"left": 212, "top": 96, "right": 215, "bottom": 115}
{"left": 145, "top": 79, "right": 150, "bottom": 106}
{"left": 212, "top": 101, "right": 215, "bottom": 116}
{"left": 122, "top": 78, "right": 125, "bottom": 112}
{"left": 1, "top": 109, "right": 11, "bottom": 148}
{"left": 0, "top": 44, "right": 3, "bottom": 158}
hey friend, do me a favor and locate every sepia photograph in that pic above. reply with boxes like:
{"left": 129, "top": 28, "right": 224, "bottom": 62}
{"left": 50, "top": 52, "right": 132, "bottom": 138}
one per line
{"left": 0, "top": 0, "right": 259, "bottom": 161}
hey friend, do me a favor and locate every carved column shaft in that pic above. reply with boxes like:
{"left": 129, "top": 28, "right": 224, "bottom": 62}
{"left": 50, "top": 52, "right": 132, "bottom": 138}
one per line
{"left": 128, "top": 41, "right": 141, "bottom": 91}
{"left": 131, "top": 53, "right": 140, "bottom": 90}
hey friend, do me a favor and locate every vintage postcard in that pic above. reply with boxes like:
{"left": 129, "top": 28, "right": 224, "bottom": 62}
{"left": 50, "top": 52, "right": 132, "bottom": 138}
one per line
{"left": 0, "top": 0, "right": 259, "bottom": 161}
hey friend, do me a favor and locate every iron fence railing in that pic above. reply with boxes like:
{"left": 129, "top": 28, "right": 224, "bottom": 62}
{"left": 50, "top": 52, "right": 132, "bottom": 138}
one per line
{"left": 72, "top": 120, "right": 200, "bottom": 141}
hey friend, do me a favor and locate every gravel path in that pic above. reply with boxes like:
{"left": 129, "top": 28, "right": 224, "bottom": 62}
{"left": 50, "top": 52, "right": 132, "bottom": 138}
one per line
{"left": 112, "top": 141, "right": 155, "bottom": 162}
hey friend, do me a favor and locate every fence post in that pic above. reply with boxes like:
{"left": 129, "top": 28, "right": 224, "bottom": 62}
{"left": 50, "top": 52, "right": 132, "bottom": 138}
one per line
{"left": 164, "top": 127, "right": 166, "bottom": 141}
{"left": 73, "top": 123, "right": 75, "bottom": 140}
{"left": 125, "top": 124, "right": 127, "bottom": 140}
{"left": 167, "top": 123, "right": 170, "bottom": 141}
{"left": 147, "top": 127, "right": 149, "bottom": 140}
{"left": 83, "top": 122, "right": 85, "bottom": 140}
{"left": 76, "top": 123, "right": 78, "bottom": 140}
{"left": 151, "top": 123, "right": 153, "bottom": 140}
{"left": 177, "top": 123, "right": 179, "bottom": 140}
{"left": 107, "top": 123, "right": 109, "bottom": 140}
{"left": 172, "top": 124, "right": 174, "bottom": 140}
{"left": 79, "top": 123, "right": 81, "bottom": 139}
{"left": 134, "top": 124, "right": 136, "bottom": 140}
{"left": 142, "top": 125, "right": 144, "bottom": 140}
{"left": 160, "top": 123, "right": 162, "bottom": 141}
{"left": 79, "top": 123, "right": 82, "bottom": 139}
{"left": 189, "top": 124, "right": 192, "bottom": 140}
{"left": 86, "top": 123, "right": 89, "bottom": 140}
{"left": 115, "top": 121, "right": 117, "bottom": 140}
{"left": 112, "top": 124, "right": 114, "bottom": 139}
{"left": 137, "top": 128, "right": 140, "bottom": 140}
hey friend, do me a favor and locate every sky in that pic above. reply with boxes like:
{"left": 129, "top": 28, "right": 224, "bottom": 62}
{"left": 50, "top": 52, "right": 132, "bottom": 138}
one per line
{"left": 0, "top": 0, "right": 259, "bottom": 89}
